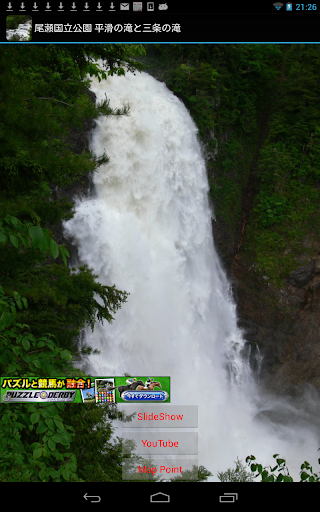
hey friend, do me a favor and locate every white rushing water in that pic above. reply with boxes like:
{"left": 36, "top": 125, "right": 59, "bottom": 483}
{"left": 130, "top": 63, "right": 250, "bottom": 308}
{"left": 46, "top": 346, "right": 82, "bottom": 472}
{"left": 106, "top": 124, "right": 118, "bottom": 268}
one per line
{"left": 64, "top": 69, "right": 320, "bottom": 481}
{"left": 6, "top": 20, "right": 31, "bottom": 41}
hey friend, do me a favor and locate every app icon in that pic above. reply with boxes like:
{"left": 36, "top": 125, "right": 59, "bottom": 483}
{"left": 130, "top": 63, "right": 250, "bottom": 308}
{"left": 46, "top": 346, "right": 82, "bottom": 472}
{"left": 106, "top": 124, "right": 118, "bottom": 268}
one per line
{"left": 133, "top": 2, "right": 142, "bottom": 10}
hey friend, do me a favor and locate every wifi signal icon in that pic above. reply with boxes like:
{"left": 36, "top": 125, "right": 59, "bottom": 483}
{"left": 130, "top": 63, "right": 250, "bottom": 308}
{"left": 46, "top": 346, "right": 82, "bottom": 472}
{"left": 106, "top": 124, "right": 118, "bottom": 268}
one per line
{"left": 273, "top": 2, "right": 284, "bottom": 9}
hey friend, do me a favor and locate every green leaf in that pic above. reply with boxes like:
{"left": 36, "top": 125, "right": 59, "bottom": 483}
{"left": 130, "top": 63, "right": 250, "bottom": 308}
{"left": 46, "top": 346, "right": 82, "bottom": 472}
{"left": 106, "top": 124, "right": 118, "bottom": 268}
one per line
{"left": 301, "top": 471, "right": 309, "bottom": 481}
{"left": 68, "top": 462, "right": 77, "bottom": 473}
{"left": 18, "top": 235, "right": 28, "bottom": 247}
{"left": 33, "top": 447, "right": 43, "bottom": 459}
{"left": 22, "top": 338, "right": 30, "bottom": 351}
{"left": 16, "top": 299, "right": 23, "bottom": 310}
{"left": 9, "top": 234, "right": 19, "bottom": 248}
{"left": 50, "top": 238, "right": 59, "bottom": 259}
{"left": 62, "top": 468, "right": 70, "bottom": 481}
{"left": 21, "top": 353, "right": 31, "bottom": 364}
{"left": 45, "top": 418, "right": 55, "bottom": 431}
{"left": 0, "top": 233, "right": 7, "bottom": 244}
{"left": 61, "top": 251, "right": 67, "bottom": 266}
{"left": 28, "top": 226, "right": 48, "bottom": 251}
{"left": 60, "top": 246, "right": 70, "bottom": 265}
{"left": 30, "top": 412, "right": 40, "bottom": 424}
{"left": 0, "top": 314, "right": 7, "bottom": 330}
{"left": 0, "top": 312, "right": 13, "bottom": 329}
{"left": 30, "top": 442, "right": 41, "bottom": 451}
{"left": 59, "top": 434, "right": 71, "bottom": 446}
{"left": 52, "top": 434, "right": 63, "bottom": 444}
{"left": 22, "top": 297, "right": 28, "bottom": 309}
{"left": 39, "top": 468, "right": 48, "bottom": 481}
{"left": 54, "top": 419, "right": 64, "bottom": 431}
{"left": 36, "top": 421, "right": 48, "bottom": 434}
{"left": 12, "top": 346, "right": 22, "bottom": 356}
{"left": 61, "top": 349, "right": 71, "bottom": 360}
{"left": 48, "top": 438, "right": 56, "bottom": 451}
{"left": 9, "top": 216, "right": 19, "bottom": 225}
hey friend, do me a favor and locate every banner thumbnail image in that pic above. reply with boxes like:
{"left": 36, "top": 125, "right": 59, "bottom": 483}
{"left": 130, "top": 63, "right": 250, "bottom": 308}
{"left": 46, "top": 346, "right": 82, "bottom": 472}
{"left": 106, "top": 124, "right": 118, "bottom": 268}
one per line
{"left": 0, "top": 376, "right": 170, "bottom": 404}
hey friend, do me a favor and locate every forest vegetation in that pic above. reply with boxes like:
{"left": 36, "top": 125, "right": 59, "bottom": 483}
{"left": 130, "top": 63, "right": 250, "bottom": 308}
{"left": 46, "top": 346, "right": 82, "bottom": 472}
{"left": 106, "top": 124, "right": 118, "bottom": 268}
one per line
{"left": 1, "top": 43, "right": 320, "bottom": 482}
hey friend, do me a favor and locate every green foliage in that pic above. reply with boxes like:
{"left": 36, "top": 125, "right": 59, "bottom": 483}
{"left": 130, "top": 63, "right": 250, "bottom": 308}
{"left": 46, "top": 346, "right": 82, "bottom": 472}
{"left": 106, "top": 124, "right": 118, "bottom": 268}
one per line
{"left": 254, "top": 194, "right": 288, "bottom": 227}
{"left": 0, "top": 214, "right": 69, "bottom": 264}
{"left": 6, "top": 15, "right": 31, "bottom": 30}
{"left": 246, "top": 454, "right": 320, "bottom": 482}
{"left": 0, "top": 282, "right": 79, "bottom": 481}
{"left": 145, "top": 44, "right": 282, "bottom": 242}
{"left": 167, "top": 62, "right": 218, "bottom": 137}
{"left": 0, "top": 45, "right": 144, "bottom": 483}
{"left": 0, "top": 229, "right": 129, "bottom": 481}
{"left": 0, "top": 403, "right": 79, "bottom": 482}
{"left": 217, "top": 457, "right": 254, "bottom": 482}
{"left": 171, "top": 465, "right": 212, "bottom": 482}
{"left": 0, "top": 286, "right": 27, "bottom": 331}
{"left": 0, "top": 45, "right": 143, "bottom": 193}
{"left": 0, "top": 276, "right": 128, "bottom": 482}
{"left": 244, "top": 45, "right": 320, "bottom": 284}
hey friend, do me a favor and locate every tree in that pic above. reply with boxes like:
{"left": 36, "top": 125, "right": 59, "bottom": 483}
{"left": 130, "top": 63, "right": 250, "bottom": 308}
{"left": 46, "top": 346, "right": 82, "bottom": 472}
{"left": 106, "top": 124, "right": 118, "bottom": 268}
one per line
{"left": 217, "top": 457, "right": 254, "bottom": 482}
{"left": 245, "top": 454, "right": 320, "bottom": 482}
{"left": 0, "top": 45, "right": 147, "bottom": 482}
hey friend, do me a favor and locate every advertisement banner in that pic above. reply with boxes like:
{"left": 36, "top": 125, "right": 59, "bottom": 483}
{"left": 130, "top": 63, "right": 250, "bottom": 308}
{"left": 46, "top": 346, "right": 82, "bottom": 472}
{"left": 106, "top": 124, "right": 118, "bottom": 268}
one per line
{"left": 0, "top": 376, "right": 170, "bottom": 403}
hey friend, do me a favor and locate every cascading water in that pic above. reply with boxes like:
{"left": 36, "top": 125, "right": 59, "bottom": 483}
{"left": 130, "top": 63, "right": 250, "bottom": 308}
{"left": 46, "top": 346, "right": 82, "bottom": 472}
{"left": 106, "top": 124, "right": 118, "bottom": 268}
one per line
{"left": 64, "top": 69, "right": 320, "bottom": 481}
{"left": 6, "top": 20, "right": 31, "bottom": 41}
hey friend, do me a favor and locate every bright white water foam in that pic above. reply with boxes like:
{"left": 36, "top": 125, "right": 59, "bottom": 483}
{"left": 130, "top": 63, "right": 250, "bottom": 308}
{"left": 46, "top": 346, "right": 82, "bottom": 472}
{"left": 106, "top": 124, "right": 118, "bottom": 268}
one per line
{"left": 64, "top": 70, "right": 320, "bottom": 481}
{"left": 6, "top": 20, "right": 31, "bottom": 41}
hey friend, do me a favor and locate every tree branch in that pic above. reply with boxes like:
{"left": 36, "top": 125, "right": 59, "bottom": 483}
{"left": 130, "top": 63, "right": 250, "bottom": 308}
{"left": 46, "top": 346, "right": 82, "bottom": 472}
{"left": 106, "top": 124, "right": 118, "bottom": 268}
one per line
{"left": 37, "top": 97, "right": 74, "bottom": 107}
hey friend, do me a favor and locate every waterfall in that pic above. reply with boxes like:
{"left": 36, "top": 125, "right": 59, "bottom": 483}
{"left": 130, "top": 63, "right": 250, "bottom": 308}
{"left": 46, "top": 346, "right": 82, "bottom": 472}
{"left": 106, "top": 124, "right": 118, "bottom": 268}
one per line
{"left": 64, "top": 69, "right": 320, "bottom": 481}
{"left": 6, "top": 20, "right": 31, "bottom": 41}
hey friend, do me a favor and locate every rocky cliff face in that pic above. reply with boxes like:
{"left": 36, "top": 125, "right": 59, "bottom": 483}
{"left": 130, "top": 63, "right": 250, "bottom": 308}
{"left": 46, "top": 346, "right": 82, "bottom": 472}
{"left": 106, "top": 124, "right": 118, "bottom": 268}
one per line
{"left": 201, "top": 125, "right": 320, "bottom": 400}
{"left": 231, "top": 238, "right": 320, "bottom": 398}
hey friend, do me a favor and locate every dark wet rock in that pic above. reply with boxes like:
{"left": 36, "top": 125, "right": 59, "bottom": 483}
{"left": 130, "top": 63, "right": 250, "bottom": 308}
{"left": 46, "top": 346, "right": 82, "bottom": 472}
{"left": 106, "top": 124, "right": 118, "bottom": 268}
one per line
{"left": 231, "top": 250, "right": 320, "bottom": 397}
{"left": 288, "top": 262, "right": 316, "bottom": 288}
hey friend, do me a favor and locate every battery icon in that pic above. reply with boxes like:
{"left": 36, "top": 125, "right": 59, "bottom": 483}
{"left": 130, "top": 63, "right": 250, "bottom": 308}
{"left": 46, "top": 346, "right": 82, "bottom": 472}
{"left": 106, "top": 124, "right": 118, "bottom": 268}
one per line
{"left": 219, "top": 493, "right": 238, "bottom": 503}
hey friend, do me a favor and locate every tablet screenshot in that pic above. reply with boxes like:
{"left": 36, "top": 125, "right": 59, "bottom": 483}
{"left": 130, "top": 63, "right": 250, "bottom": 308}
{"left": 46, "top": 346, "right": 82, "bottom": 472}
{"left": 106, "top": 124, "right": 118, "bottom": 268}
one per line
{"left": 1, "top": 2, "right": 320, "bottom": 505}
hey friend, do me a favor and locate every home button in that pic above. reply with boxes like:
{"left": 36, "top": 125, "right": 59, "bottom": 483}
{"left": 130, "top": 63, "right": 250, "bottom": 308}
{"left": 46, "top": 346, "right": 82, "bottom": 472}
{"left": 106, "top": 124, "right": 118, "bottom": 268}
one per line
{"left": 150, "top": 492, "right": 170, "bottom": 503}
